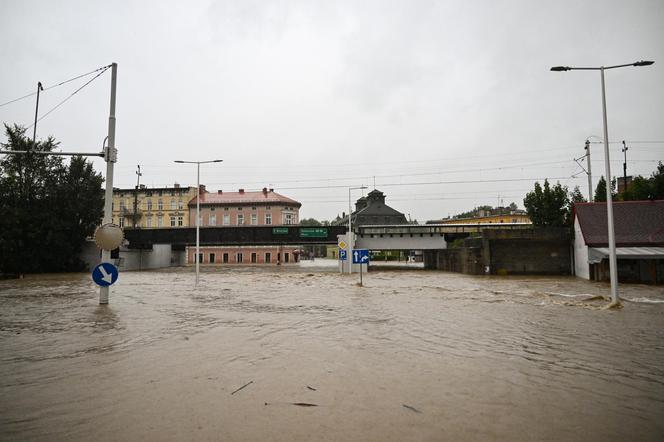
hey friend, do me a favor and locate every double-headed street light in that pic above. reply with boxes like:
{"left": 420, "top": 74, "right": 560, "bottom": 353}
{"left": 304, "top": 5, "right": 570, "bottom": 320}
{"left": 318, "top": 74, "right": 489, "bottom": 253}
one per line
{"left": 174, "top": 159, "right": 223, "bottom": 286}
{"left": 348, "top": 185, "right": 367, "bottom": 274}
{"left": 551, "top": 60, "right": 654, "bottom": 306}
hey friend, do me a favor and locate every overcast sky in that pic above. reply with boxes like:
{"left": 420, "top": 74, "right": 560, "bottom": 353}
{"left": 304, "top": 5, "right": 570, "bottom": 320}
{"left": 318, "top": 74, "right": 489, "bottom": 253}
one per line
{"left": 1, "top": 0, "right": 662, "bottom": 222}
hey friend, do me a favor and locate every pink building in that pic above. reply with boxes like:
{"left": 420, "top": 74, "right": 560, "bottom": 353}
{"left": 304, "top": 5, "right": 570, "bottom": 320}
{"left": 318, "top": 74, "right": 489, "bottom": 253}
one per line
{"left": 186, "top": 187, "right": 302, "bottom": 265}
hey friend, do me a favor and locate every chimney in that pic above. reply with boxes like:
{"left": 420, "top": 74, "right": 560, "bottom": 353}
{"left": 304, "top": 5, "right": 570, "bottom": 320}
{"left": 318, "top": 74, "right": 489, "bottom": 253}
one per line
{"left": 217, "top": 190, "right": 223, "bottom": 194}
{"left": 262, "top": 187, "right": 268, "bottom": 195}
{"left": 269, "top": 188, "right": 274, "bottom": 192}
{"left": 239, "top": 188, "right": 245, "bottom": 194}
{"left": 199, "top": 184, "right": 206, "bottom": 194}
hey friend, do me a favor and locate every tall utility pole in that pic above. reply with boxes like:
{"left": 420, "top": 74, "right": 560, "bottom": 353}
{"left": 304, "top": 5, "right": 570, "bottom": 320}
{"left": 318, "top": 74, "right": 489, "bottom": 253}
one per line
{"left": 622, "top": 140, "right": 628, "bottom": 192}
{"left": 133, "top": 164, "right": 142, "bottom": 228}
{"left": 585, "top": 139, "right": 593, "bottom": 202}
{"left": 100, "top": 63, "right": 118, "bottom": 305}
{"left": 32, "top": 82, "right": 43, "bottom": 145}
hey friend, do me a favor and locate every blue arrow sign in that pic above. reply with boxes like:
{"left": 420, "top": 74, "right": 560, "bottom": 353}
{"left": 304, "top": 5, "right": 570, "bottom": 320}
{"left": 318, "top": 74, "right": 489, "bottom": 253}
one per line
{"left": 92, "top": 262, "right": 119, "bottom": 287}
{"left": 339, "top": 249, "right": 347, "bottom": 261}
{"left": 352, "top": 249, "right": 370, "bottom": 264}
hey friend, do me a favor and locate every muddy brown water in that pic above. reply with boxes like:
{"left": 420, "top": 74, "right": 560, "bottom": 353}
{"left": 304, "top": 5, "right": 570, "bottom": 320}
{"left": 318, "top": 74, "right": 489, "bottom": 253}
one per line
{"left": 1, "top": 261, "right": 663, "bottom": 441}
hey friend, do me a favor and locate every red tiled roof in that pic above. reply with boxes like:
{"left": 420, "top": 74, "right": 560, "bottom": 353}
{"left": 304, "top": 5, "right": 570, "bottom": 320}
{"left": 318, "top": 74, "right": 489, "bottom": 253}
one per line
{"left": 189, "top": 190, "right": 301, "bottom": 207}
{"left": 574, "top": 200, "right": 664, "bottom": 246}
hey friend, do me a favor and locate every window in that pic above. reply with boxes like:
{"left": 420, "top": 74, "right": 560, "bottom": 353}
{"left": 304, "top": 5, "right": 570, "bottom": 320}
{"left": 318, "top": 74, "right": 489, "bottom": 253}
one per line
{"left": 209, "top": 253, "right": 216, "bottom": 263}
{"left": 119, "top": 217, "right": 125, "bottom": 228}
{"left": 284, "top": 252, "right": 290, "bottom": 263}
{"left": 223, "top": 253, "right": 229, "bottom": 263}
{"left": 251, "top": 214, "right": 257, "bottom": 225}
{"left": 223, "top": 214, "right": 230, "bottom": 225}
{"left": 170, "top": 216, "right": 176, "bottom": 227}
{"left": 266, "top": 206, "right": 271, "bottom": 210}
{"left": 237, "top": 214, "right": 244, "bottom": 225}
{"left": 265, "top": 252, "right": 271, "bottom": 263}
{"left": 224, "top": 207, "right": 229, "bottom": 211}
{"left": 197, "top": 253, "right": 203, "bottom": 264}
{"left": 236, "top": 253, "right": 243, "bottom": 263}
{"left": 252, "top": 206, "right": 257, "bottom": 210}
{"left": 170, "top": 200, "right": 176, "bottom": 210}
{"left": 210, "top": 207, "right": 215, "bottom": 211}
{"left": 177, "top": 216, "right": 184, "bottom": 226}
{"left": 178, "top": 200, "right": 184, "bottom": 210}
{"left": 158, "top": 215, "right": 163, "bottom": 227}
{"left": 146, "top": 199, "right": 152, "bottom": 211}
{"left": 283, "top": 213, "right": 295, "bottom": 225}
{"left": 158, "top": 199, "right": 163, "bottom": 210}
{"left": 209, "top": 214, "right": 216, "bottom": 226}
{"left": 146, "top": 217, "right": 152, "bottom": 228}
{"left": 265, "top": 213, "right": 272, "bottom": 225}
{"left": 238, "top": 207, "right": 243, "bottom": 211}
{"left": 119, "top": 200, "right": 126, "bottom": 210}
{"left": 251, "top": 252, "right": 257, "bottom": 263}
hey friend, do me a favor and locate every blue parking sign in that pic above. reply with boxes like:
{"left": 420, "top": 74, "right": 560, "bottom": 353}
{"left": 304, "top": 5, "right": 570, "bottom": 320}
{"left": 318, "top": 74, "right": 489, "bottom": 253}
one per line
{"left": 339, "top": 249, "right": 347, "bottom": 261}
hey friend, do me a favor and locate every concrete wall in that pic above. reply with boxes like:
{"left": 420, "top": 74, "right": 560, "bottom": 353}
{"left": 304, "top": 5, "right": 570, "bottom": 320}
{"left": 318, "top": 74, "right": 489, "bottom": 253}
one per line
{"left": 573, "top": 218, "right": 590, "bottom": 279}
{"left": 117, "top": 244, "right": 176, "bottom": 271}
{"left": 355, "top": 234, "right": 448, "bottom": 250}
{"left": 424, "top": 228, "right": 572, "bottom": 276}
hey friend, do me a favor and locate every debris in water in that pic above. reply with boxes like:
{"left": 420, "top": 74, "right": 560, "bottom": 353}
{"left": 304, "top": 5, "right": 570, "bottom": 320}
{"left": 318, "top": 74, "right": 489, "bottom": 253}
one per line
{"left": 306, "top": 385, "right": 317, "bottom": 391}
{"left": 230, "top": 380, "right": 253, "bottom": 395}
{"left": 402, "top": 404, "right": 422, "bottom": 413}
{"left": 293, "top": 402, "right": 318, "bottom": 407}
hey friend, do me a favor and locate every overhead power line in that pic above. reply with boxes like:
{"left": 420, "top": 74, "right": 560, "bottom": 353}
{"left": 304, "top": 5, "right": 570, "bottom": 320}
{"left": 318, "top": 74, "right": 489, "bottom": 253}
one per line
{"left": 0, "top": 64, "right": 112, "bottom": 108}
{"left": 26, "top": 65, "right": 111, "bottom": 129}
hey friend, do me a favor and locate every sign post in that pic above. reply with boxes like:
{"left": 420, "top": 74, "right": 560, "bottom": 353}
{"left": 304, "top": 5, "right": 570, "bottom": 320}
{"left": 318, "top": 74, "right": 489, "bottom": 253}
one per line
{"left": 352, "top": 249, "right": 370, "bottom": 286}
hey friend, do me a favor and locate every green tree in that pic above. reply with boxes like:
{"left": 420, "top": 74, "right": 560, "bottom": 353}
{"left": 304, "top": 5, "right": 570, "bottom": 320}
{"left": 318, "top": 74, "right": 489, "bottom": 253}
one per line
{"left": 0, "top": 124, "right": 104, "bottom": 274}
{"left": 299, "top": 218, "right": 322, "bottom": 226}
{"left": 594, "top": 176, "right": 617, "bottom": 202}
{"left": 523, "top": 179, "right": 570, "bottom": 226}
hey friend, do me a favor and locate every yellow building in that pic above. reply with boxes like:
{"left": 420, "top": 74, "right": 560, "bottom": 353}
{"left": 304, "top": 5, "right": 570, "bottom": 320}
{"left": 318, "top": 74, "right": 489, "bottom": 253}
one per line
{"left": 436, "top": 213, "right": 531, "bottom": 225}
{"left": 112, "top": 184, "right": 198, "bottom": 228}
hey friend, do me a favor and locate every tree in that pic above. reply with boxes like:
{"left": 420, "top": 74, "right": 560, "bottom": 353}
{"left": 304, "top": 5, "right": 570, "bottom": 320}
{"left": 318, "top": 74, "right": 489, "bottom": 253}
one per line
{"left": 299, "top": 218, "right": 322, "bottom": 226}
{"left": 523, "top": 179, "right": 570, "bottom": 226}
{"left": 594, "top": 176, "right": 617, "bottom": 202}
{"left": 622, "top": 161, "right": 664, "bottom": 201}
{"left": 0, "top": 124, "right": 104, "bottom": 274}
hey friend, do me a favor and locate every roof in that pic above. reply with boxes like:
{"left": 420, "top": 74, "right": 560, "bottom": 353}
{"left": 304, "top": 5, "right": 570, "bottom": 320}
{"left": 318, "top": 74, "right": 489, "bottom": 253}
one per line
{"left": 190, "top": 190, "right": 301, "bottom": 207}
{"left": 574, "top": 200, "right": 664, "bottom": 246}
{"left": 589, "top": 247, "right": 664, "bottom": 263}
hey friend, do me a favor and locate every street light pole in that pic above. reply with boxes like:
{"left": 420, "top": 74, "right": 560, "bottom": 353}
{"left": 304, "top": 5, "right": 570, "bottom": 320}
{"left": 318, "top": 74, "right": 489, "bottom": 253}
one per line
{"left": 622, "top": 140, "right": 628, "bottom": 191}
{"left": 585, "top": 139, "right": 593, "bottom": 202}
{"left": 32, "top": 82, "right": 43, "bottom": 145}
{"left": 551, "top": 60, "right": 654, "bottom": 307}
{"left": 174, "top": 159, "right": 223, "bottom": 286}
{"left": 348, "top": 185, "right": 367, "bottom": 274}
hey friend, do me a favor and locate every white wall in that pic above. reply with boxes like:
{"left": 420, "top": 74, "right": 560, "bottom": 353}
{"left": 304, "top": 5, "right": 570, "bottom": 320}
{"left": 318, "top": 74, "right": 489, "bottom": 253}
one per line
{"left": 573, "top": 217, "right": 590, "bottom": 279}
{"left": 117, "top": 244, "right": 175, "bottom": 271}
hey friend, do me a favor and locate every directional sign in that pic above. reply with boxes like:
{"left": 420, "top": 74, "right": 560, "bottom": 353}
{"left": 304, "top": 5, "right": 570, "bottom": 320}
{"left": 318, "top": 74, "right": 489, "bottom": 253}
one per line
{"left": 92, "top": 262, "right": 119, "bottom": 287}
{"left": 339, "top": 249, "right": 347, "bottom": 261}
{"left": 352, "top": 249, "right": 370, "bottom": 264}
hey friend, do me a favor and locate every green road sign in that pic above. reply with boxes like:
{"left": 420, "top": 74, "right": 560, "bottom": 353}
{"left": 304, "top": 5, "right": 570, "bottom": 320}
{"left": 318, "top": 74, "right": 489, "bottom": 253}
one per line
{"left": 272, "top": 227, "right": 289, "bottom": 234}
{"left": 299, "top": 227, "right": 328, "bottom": 238}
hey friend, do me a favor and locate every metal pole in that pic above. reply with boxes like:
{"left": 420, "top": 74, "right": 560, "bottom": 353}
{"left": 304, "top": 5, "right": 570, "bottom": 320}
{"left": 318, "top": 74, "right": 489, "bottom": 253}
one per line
{"left": 600, "top": 67, "right": 619, "bottom": 305}
{"left": 196, "top": 162, "right": 200, "bottom": 286}
{"left": 348, "top": 187, "right": 352, "bottom": 274}
{"left": 32, "top": 82, "right": 43, "bottom": 145}
{"left": 585, "top": 139, "right": 593, "bottom": 202}
{"left": 100, "top": 63, "right": 117, "bottom": 305}
{"left": 622, "top": 140, "right": 628, "bottom": 192}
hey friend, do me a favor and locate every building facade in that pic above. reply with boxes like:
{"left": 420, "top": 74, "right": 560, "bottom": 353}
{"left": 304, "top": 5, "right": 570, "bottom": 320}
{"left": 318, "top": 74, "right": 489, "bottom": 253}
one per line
{"left": 431, "top": 213, "right": 531, "bottom": 225}
{"left": 333, "top": 189, "right": 408, "bottom": 228}
{"left": 185, "top": 188, "right": 303, "bottom": 265}
{"left": 112, "top": 184, "right": 198, "bottom": 229}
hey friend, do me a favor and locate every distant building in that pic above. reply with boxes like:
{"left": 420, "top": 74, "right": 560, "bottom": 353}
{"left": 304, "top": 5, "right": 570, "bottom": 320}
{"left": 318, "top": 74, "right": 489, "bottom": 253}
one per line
{"left": 333, "top": 189, "right": 408, "bottom": 228}
{"left": 573, "top": 200, "right": 664, "bottom": 284}
{"left": 186, "top": 187, "right": 302, "bottom": 265}
{"left": 112, "top": 184, "right": 198, "bottom": 229}
{"left": 428, "top": 207, "right": 530, "bottom": 225}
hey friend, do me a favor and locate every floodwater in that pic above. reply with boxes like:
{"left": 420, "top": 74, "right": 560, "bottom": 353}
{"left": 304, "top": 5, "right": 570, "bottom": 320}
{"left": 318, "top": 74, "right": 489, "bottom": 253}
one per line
{"left": 1, "top": 261, "right": 663, "bottom": 441}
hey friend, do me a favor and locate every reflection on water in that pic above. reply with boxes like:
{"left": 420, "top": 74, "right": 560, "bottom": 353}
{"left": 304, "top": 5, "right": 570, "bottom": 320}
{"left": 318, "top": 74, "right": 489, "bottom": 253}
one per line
{"left": 1, "top": 261, "right": 663, "bottom": 441}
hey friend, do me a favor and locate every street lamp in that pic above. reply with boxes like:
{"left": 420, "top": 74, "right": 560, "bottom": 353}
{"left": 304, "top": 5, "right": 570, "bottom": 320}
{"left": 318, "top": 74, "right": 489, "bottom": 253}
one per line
{"left": 551, "top": 60, "right": 654, "bottom": 306}
{"left": 348, "top": 185, "right": 367, "bottom": 274}
{"left": 174, "top": 159, "right": 223, "bottom": 285}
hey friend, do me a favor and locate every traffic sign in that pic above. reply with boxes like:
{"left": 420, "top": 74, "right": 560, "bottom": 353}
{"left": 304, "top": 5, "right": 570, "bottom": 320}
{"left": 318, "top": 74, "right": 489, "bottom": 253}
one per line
{"left": 92, "top": 262, "right": 119, "bottom": 287}
{"left": 352, "top": 249, "right": 370, "bottom": 264}
{"left": 338, "top": 239, "right": 347, "bottom": 249}
{"left": 339, "top": 249, "right": 347, "bottom": 261}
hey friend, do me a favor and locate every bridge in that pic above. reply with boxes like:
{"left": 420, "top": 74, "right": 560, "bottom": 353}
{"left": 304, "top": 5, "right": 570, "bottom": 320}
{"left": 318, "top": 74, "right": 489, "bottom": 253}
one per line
{"left": 355, "top": 223, "right": 533, "bottom": 250}
{"left": 123, "top": 223, "right": 532, "bottom": 250}
{"left": 123, "top": 225, "right": 347, "bottom": 249}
